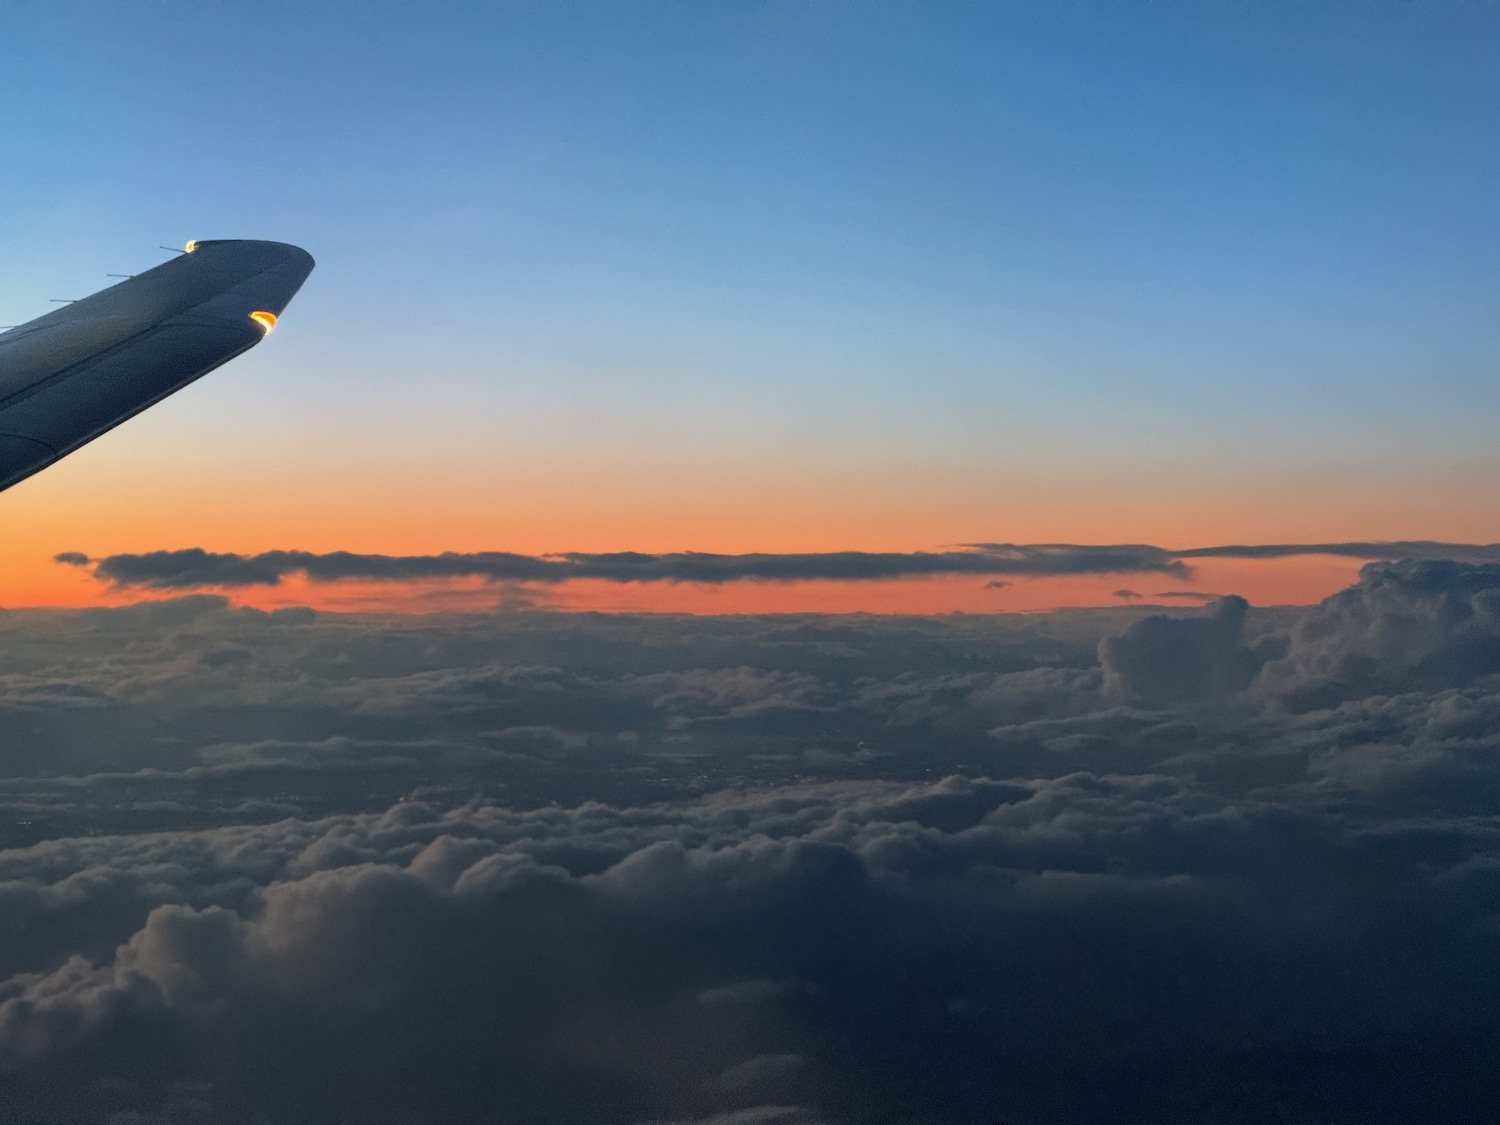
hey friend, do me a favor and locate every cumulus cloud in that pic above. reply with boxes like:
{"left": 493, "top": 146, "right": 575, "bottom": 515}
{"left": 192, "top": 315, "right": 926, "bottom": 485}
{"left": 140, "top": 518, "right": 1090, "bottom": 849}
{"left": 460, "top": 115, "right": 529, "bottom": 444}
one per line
{"left": 1099, "top": 596, "right": 1267, "bottom": 706}
{"left": 8, "top": 767, "right": 1500, "bottom": 1122}
{"left": 4, "top": 561, "right": 1500, "bottom": 1121}
{"left": 1256, "top": 560, "right": 1500, "bottom": 710}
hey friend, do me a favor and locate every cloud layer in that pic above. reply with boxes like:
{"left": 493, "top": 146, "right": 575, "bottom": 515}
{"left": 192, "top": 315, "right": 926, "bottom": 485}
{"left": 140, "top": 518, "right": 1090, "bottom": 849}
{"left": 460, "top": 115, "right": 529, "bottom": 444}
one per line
{"left": 2, "top": 561, "right": 1500, "bottom": 1121}
{"left": 57, "top": 544, "right": 1188, "bottom": 589}
{"left": 55, "top": 540, "right": 1500, "bottom": 591}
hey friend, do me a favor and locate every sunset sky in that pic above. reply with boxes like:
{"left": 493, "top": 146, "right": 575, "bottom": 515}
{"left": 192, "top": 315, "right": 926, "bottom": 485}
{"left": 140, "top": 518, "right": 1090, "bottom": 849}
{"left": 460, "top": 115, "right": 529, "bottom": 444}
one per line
{"left": 4, "top": 0, "right": 1498, "bottom": 612}
{"left": 13, "top": 7, "right": 1500, "bottom": 1122}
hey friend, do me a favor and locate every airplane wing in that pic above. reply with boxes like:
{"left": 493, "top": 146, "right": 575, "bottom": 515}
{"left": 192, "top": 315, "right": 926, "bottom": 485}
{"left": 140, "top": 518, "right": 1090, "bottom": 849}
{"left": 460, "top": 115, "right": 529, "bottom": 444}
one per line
{"left": 0, "top": 239, "right": 314, "bottom": 493}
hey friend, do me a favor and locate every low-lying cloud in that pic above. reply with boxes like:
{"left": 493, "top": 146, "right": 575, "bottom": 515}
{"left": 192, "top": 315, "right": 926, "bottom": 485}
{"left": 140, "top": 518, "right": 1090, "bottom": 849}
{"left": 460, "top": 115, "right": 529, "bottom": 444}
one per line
{"left": 3, "top": 560, "right": 1500, "bottom": 1122}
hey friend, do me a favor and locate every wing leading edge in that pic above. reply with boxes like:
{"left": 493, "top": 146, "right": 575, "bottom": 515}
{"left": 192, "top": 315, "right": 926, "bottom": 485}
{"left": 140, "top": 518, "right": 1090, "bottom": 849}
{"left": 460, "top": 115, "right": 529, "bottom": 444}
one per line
{"left": 0, "top": 239, "right": 314, "bottom": 493}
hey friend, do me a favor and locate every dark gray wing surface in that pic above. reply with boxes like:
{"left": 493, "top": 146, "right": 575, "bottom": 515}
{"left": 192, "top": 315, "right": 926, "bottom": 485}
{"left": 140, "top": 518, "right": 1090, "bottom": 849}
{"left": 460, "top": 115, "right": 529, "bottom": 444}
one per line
{"left": 0, "top": 239, "right": 314, "bottom": 492}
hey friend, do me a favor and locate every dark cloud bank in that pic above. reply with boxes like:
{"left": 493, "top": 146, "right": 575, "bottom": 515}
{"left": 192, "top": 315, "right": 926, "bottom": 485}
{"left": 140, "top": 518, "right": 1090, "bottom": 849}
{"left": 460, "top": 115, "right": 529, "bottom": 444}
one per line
{"left": 55, "top": 539, "right": 1500, "bottom": 589}
{"left": 3, "top": 560, "right": 1500, "bottom": 1122}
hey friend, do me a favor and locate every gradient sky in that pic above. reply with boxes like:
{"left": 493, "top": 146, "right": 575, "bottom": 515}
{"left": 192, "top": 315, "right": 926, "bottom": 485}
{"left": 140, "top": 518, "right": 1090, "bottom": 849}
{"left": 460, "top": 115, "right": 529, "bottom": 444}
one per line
{"left": 3, "top": 0, "right": 1498, "bottom": 611}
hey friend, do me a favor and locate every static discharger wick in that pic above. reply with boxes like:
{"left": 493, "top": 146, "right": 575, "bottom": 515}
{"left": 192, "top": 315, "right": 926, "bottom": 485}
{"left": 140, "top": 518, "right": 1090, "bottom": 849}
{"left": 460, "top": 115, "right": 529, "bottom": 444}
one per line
{"left": 249, "top": 311, "right": 277, "bottom": 333}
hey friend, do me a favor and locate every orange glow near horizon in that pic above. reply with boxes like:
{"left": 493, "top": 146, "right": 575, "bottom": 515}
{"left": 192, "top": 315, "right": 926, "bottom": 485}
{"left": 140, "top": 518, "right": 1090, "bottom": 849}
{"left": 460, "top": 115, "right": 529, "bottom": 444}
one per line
{"left": 0, "top": 426, "right": 1493, "bottom": 615}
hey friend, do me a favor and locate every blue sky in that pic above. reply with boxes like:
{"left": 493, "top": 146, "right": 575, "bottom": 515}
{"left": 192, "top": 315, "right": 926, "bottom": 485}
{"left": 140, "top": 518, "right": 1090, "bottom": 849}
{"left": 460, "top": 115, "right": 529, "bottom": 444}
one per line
{"left": 2, "top": 1, "right": 1498, "bottom": 590}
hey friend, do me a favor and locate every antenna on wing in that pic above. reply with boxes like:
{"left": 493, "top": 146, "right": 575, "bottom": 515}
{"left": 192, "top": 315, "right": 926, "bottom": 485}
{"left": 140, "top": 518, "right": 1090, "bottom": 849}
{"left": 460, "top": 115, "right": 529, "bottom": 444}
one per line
{"left": 48, "top": 299, "right": 77, "bottom": 304}
{"left": 106, "top": 273, "right": 136, "bottom": 279}
{"left": 159, "top": 245, "right": 186, "bottom": 254}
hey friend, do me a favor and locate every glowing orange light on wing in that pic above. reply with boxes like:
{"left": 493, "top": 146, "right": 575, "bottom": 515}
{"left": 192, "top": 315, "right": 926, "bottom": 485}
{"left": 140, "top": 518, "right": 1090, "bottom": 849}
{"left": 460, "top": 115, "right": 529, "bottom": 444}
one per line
{"left": 249, "top": 311, "right": 277, "bottom": 334}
